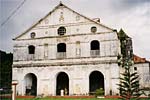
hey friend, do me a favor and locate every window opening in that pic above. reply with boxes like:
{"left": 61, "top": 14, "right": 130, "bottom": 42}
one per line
{"left": 28, "top": 45, "right": 35, "bottom": 54}
{"left": 58, "top": 27, "right": 66, "bottom": 35}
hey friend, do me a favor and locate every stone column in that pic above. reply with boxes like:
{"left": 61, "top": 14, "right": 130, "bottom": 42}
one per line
{"left": 105, "top": 65, "right": 110, "bottom": 95}
{"left": 12, "top": 80, "right": 18, "bottom": 100}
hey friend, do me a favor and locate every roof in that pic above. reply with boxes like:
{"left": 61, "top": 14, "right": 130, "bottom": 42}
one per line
{"left": 133, "top": 54, "right": 149, "bottom": 63}
{"left": 13, "top": 2, "right": 114, "bottom": 40}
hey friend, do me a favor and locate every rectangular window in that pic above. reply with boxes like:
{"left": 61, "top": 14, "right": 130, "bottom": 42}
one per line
{"left": 57, "top": 43, "right": 66, "bottom": 59}
{"left": 27, "top": 45, "right": 35, "bottom": 60}
{"left": 44, "top": 44, "right": 48, "bottom": 59}
{"left": 76, "top": 41, "right": 81, "bottom": 57}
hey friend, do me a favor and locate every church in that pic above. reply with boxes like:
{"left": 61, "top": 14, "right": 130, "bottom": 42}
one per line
{"left": 12, "top": 2, "right": 149, "bottom": 96}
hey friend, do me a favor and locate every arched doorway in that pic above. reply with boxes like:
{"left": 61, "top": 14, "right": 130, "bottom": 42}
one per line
{"left": 24, "top": 73, "right": 37, "bottom": 96}
{"left": 56, "top": 72, "right": 69, "bottom": 95}
{"left": 89, "top": 71, "right": 104, "bottom": 95}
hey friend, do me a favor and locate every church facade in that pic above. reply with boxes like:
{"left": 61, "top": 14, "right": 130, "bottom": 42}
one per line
{"left": 12, "top": 3, "right": 123, "bottom": 96}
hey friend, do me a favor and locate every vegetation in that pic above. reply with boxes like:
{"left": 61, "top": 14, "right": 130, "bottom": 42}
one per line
{"left": 15, "top": 98, "right": 119, "bottom": 100}
{"left": 117, "top": 29, "right": 133, "bottom": 67}
{"left": 118, "top": 59, "right": 143, "bottom": 100}
{"left": 117, "top": 29, "right": 144, "bottom": 99}
{"left": 2, "top": 98, "right": 150, "bottom": 100}
{"left": 95, "top": 88, "right": 104, "bottom": 96}
{"left": 0, "top": 50, "right": 13, "bottom": 94}
{"left": 117, "top": 29, "right": 129, "bottom": 59}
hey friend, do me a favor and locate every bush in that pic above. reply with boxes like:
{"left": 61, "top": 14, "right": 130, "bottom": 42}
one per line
{"left": 95, "top": 88, "right": 104, "bottom": 96}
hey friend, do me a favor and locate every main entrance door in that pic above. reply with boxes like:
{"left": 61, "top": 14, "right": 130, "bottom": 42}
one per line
{"left": 56, "top": 72, "right": 69, "bottom": 95}
{"left": 89, "top": 71, "right": 104, "bottom": 95}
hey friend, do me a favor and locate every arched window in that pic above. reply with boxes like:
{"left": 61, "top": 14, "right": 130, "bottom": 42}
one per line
{"left": 57, "top": 43, "right": 66, "bottom": 52}
{"left": 91, "top": 40, "right": 99, "bottom": 50}
{"left": 90, "top": 40, "right": 100, "bottom": 56}
{"left": 28, "top": 45, "right": 35, "bottom": 54}
{"left": 58, "top": 27, "right": 66, "bottom": 35}
{"left": 57, "top": 43, "right": 66, "bottom": 58}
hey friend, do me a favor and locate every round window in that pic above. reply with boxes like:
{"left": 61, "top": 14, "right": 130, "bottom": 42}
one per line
{"left": 31, "top": 32, "right": 36, "bottom": 38}
{"left": 91, "top": 26, "right": 97, "bottom": 33}
{"left": 58, "top": 27, "right": 66, "bottom": 35}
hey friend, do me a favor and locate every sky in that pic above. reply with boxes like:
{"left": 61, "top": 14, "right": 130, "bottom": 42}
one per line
{"left": 0, "top": 0, "right": 150, "bottom": 60}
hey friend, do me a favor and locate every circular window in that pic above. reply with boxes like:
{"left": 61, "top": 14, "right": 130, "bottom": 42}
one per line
{"left": 45, "top": 19, "right": 49, "bottom": 24}
{"left": 76, "top": 15, "right": 80, "bottom": 21}
{"left": 91, "top": 26, "right": 97, "bottom": 33}
{"left": 31, "top": 32, "right": 36, "bottom": 38}
{"left": 58, "top": 27, "right": 66, "bottom": 35}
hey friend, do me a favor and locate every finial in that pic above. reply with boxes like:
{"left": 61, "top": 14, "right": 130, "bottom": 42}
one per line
{"left": 59, "top": 1, "right": 63, "bottom": 6}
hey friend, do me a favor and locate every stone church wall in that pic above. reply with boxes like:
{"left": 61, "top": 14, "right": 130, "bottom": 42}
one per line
{"left": 13, "top": 62, "right": 120, "bottom": 96}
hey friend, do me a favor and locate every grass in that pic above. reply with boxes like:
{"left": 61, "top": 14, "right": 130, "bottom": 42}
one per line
{"left": 15, "top": 98, "right": 149, "bottom": 100}
{"left": 2, "top": 98, "right": 150, "bottom": 100}
{"left": 1, "top": 98, "right": 120, "bottom": 100}
{"left": 16, "top": 99, "right": 119, "bottom": 100}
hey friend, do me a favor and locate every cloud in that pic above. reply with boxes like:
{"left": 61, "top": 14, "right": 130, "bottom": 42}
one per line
{"left": 107, "top": 2, "right": 150, "bottom": 59}
{"left": 111, "top": 0, "right": 150, "bottom": 11}
{"left": 123, "top": 0, "right": 149, "bottom": 5}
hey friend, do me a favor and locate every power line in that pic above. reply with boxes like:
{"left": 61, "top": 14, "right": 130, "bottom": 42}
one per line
{"left": 1, "top": 0, "right": 27, "bottom": 27}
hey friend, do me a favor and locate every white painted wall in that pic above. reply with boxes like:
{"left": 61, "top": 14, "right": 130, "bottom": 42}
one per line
{"left": 12, "top": 3, "right": 121, "bottom": 96}
{"left": 132, "top": 63, "right": 150, "bottom": 88}
{"left": 13, "top": 63, "right": 120, "bottom": 96}
{"left": 13, "top": 32, "right": 119, "bottom": 61}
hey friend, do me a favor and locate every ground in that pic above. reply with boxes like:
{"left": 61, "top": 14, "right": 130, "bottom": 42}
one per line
{"left": 3, "top": 98, "right": 149, "bottom": 100}
{"left": 5, "top": 99, "right": 119, "bottom": 100}
{"left": 16, "top": 98, "right": 149, "bottom": 100}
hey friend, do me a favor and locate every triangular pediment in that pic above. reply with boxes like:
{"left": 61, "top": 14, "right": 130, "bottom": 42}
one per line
{"left": 14, "top": 2, "right": 114, "bottom": 40}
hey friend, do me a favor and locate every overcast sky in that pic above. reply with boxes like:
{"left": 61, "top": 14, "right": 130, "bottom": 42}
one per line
{"left": 0, "top": 0, "right": 150, "bottom": 59}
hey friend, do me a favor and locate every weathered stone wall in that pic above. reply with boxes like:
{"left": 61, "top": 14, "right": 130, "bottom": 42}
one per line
{"left": 13, "top": 32, "right": 119, "bottom": 61}
{"left": 13, "top": 62, "right": 120, "bottom": 96}
{"left": 12, "top": 3, "right": 121, "bottom": 96}
{"left": 132, "top": 63, "right": 150, "bottom": 88}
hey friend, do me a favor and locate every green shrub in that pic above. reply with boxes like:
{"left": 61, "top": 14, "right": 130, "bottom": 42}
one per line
{"left": 95, "top": 88, "right": 104, "bottom": 96}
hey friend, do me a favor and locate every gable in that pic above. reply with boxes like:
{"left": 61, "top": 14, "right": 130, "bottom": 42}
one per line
{"left": 14, "top": 3, "right": 114, "bottom": 40}
{"left": 37, "top": 5, "right": 89, "bottom": 26}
